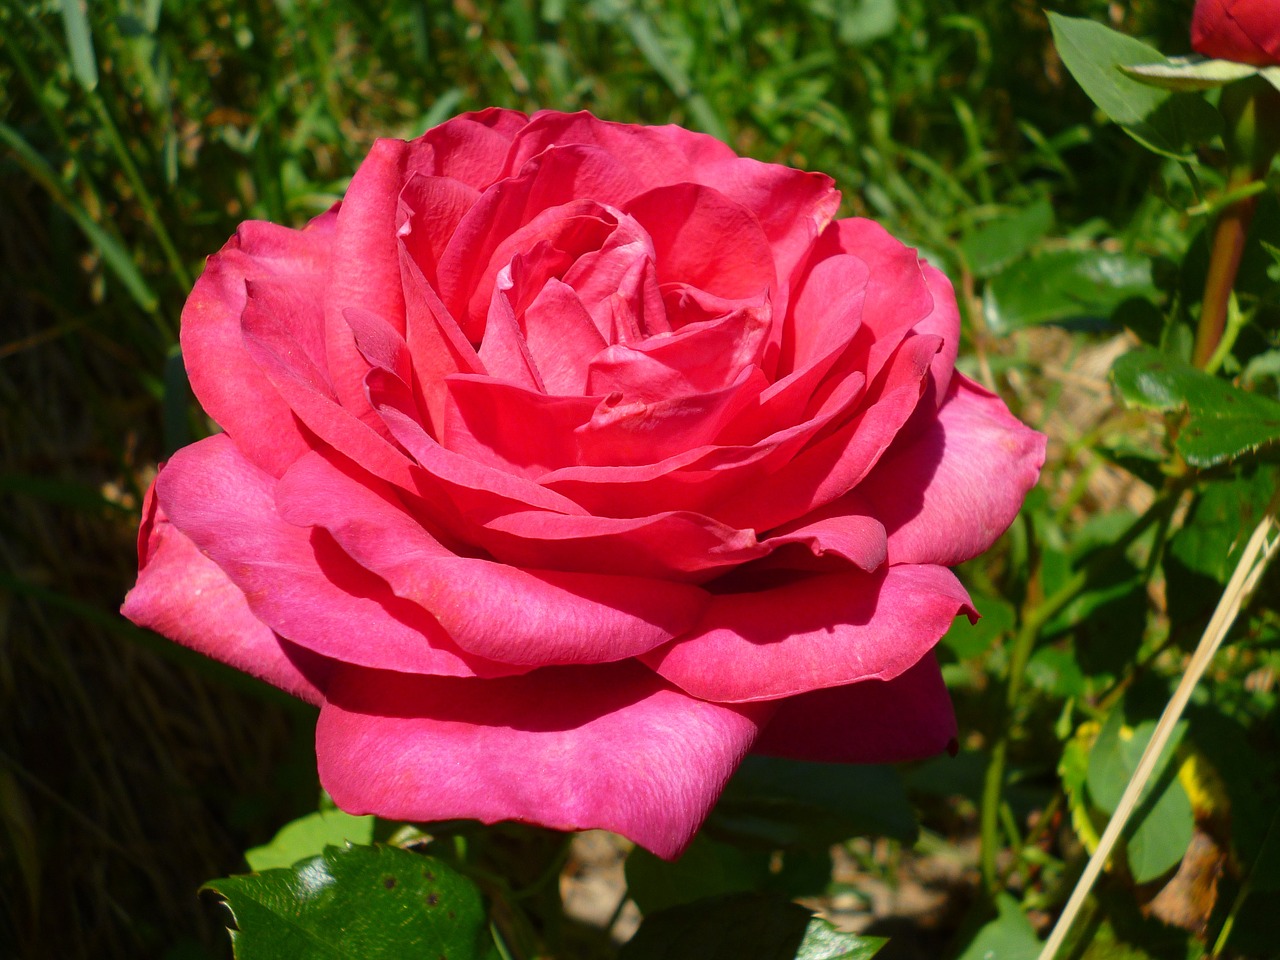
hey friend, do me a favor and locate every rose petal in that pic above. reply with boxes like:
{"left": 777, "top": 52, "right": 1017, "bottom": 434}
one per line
{"left": 180, "top": 211, "right": 336, "bottom": 476}
{"left": 477, "top": 267, "right": 546, "bottom": 391}
{"left": 626, "top": 183, "right": 776, "bottom": 302}
{"left": 576, "top": 366, "right": 769, "bottom": 468}
{"left": 557, "top": 212, "right": 663, "bottom": 341}
{"left": 714, "top": 334, "right": 940, "bottom": 531}
{"left": 857, "top": 375, "right": 1047, "bottom": 566}
{"left": 439, "top": 149, "right": 645, "bottom": 334}
{"left": 316, "top": 660, "right": 769, "bottom": 859}
{"left": 241, "top": 289, "right": 417, "bottom": 490}
{"left": 122, "top": 479, "right": 327, "bottom": 704}
{"left": 916, "top": 263, "right": 961, "bottom": 405}
{"left": 1192, "top": 0, "right": 1280, "bottom": 65}
{"left": 398, "top": 173, "right": 480, "bottom": 288}
{"left": 368, "top": 367, "right": 590, "bottom": 517}
{"left": 441, "top": 374, "right": 596, "bottom": 477}
{"left": 156, "top": 435, "right": 511, "bottom": 678}
{"left": 752, "top": 653, "right": 957, "bottom": 763}
{"left": 643, "top": 563, "right": 973, "bottom": 703}
{"left": 586, "top": 291, "right": 772, "bottom": 402}
{"left": 522, "top": 279, "right": 607, "bottom": 395}
{"left": 413, "top": 108, "right": 528, "bottom": 190}
{"left": 399, "top": 238, "right": 485, "bottom": 437}
{"left": 808, "top": 218, "right": 935, "bottom": 386}
{"left": 762, "top": 511, "right": 887, "bottom": 573}
{"left": 503, "top": 110, "right": 737, "bottom": 189}
{"left": 470, "top": 508, "right": 766, "bottom": 581}
{"left": 277, "top": 450, "right": 712, "bottom": 666}
{"left": 540, "top": 363, "right": 868, "bottom": 522}
{"left": 323, "top": 138, "right": 413, "bottom": 428}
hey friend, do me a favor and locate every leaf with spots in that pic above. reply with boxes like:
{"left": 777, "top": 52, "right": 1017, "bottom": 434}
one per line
{"left": 203, "top": 843, "right": 499, "bottom": 960}
{"left": 1110, "top": 347, "right": 1280, "bottom": 467}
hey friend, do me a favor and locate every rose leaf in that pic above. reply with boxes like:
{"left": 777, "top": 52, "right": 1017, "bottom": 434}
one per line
{"left": 203, "top": 843, "right": 498, "bottom": 960}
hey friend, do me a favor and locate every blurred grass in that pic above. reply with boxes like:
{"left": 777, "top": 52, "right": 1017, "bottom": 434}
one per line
{"left": 1, "top": 0, "right": 1198, "bottom": 956}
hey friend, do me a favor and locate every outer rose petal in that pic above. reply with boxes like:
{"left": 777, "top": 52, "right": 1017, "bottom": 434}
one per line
{"left": 316, "top": 661, "right": 770, "bottom": 860}
{"left": 122, "top": 481, "right": 326, "bottom": 704}
{"left": 643, "top": 564, "right": 974, "bottom": 703}
{"left": 180, "top": 212, "right": 336, "bottom": 477}
{"left": 857, "top": 375, "right": 1047, "bottom": 567}
{"left": 156, "top": 435, "right": 516, "bottom": 679}
{"left": 753, "top": 654, "right": 956, "bottom": 763}
{"left": 502, "top": 110, "right": 739, "bottom": 191}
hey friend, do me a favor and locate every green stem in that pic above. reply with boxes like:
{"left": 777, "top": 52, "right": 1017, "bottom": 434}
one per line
{"left": 83, "top": 91, "right": 192, "bottom": 291}
{"left": 1210, "top": 808, "right": 1280, "bottom": 957}
{"left": 977, "top": 486, "right": 1186, "bottom": 895}
{"left": 979, "top": 601, "right": 1039, "bottom": 894}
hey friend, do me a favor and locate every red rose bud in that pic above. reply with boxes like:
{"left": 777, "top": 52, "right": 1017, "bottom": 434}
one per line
{"left": 1192, "top": 0, "right": 1280, "bottom": 66}
{"left": 122, "top": 111, "right": 1045, "bottom": 859}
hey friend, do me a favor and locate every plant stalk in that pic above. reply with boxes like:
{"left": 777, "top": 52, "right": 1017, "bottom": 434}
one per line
{"left": 1036, "top": 507, "right": 1279, "bottom": 960}
{"left": 1191, "top": 171, "right": 1256, "bottom": 369}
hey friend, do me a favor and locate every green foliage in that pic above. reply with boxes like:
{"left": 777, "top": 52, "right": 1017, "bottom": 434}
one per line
{"left": 1048, "top": 13, "right": 1221, "bottom": 159}
{"left": 7, "top": 0, "right": 1280, "bottom": 958}
{"left": 243, "top": 810, "right": 377, "bottom": 873}
{"left": 1110, "top": 347, "right": 1280, "bottom": 465}
{"left": 707, "top": 756, "right": 918, "bottom": 848}
{"left": 1086, "top": 709, "right": 1193, "bottom": 883}
{"left": 203, "top": 844, "right": 498, "bottom": 960}
{"left": 983, "top": 249, "right": 1157, "bottom": 334}
{"left": 955, "top": 894, "right": 1040, "bottom": 960}
{"left": 619, "top": 893, "right": 885, "bottom": 960}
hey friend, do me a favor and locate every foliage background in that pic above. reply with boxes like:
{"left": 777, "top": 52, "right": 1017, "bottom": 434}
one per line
{"left": 5, "top": 0, "right": 1278, "bottom": 957}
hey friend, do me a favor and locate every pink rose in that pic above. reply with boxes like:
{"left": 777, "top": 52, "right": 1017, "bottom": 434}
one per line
{"left": 1192, "top": 0, "right": 1280, "bottom": 66}
{"left": 123, "top": 110, "right": 1044, "bottom": 859}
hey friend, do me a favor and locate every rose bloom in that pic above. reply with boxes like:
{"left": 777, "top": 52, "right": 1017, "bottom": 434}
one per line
{"left": 124, "top": 110, "right": 1044, "bottom": 859}
{"left": 1192, "top": 0, "right": 1280, "bottom": 66}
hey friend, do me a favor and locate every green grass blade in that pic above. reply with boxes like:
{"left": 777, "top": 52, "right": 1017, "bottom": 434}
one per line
{"left": 0, "top": 121, "right": 159, "bottom": 315}
{"left": 58, "top": 0, "right": 98, "bottom": 91}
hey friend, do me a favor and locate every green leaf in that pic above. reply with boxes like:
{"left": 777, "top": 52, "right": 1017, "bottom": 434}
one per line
{"left": 833, "top": 0, "right": 898, "bottom": 47}
{"left": 1110, "top": 347, "right": 1280, "bottom": 466}
{"left": 59, "top": 0, "right": 99, "bottom": 91}
{"left": 1121, "top": 56, "right": 1258, "bottom": 92}
{"left": 625, "top": 835, "right": 771, "bottom": 915}
{"left": 955, "top": 894, "right": 1039, "bottom": 960}
{"left": 1026, "top": 645, "right": 1087, "bottom": 698}
{"left": 244, "top": 810, "right": 377, "bottom": 873}
{"left": 942, "top": 593, "right": 1014, "bottom": 659}
{"left": 203, "top": 844, "right": 497, "bottom": 960}
{"left": 620, "top": 893, "right": 885, "bottom": 960}
{"left": 983, "top": 249, "right": 1155, "bottom": 335}
{"left": 1086, "top": 710, "right": 1194, "bottom": 883}
{"left": 1049, "top": 568, "right": 1145, "bottom": 678}
{"left": 795, "top": 915, "right": 886, "bottom": 960}
{"left": 1165, "top": 467, "right": 1278, "bottom": 627}
{"left": 959, "top": 196, "right": 1054, "bottom": 279}
{"left": 709, "top": 756, "right": 917, "bottom": 847}
{"left": 1048, "top": 13, "right": 1221, "bottom": 159}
